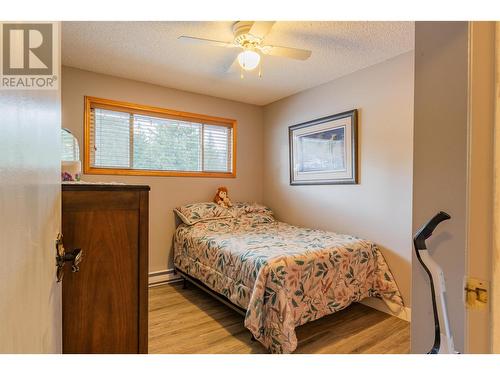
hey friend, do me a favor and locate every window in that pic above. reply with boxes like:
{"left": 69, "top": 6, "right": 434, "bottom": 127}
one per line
{"left": 84, "top": 97, "right": 236, "bottom": 177}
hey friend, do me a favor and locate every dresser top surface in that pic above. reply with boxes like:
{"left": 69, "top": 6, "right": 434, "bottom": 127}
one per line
{"left": 62, "top": 183, "right": 150, "bottom": 192}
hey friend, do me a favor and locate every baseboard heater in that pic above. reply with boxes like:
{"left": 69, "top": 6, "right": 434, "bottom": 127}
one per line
{"left": 174, "top": 268, "right": 247, "bottom": 317}
{"left": 149, "top": 269, "right": 182, "bottom": 286}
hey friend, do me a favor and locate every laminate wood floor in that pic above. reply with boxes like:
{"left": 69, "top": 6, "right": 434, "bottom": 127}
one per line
{"left": 149, "top": 282, "right": 410, "bottom": 354}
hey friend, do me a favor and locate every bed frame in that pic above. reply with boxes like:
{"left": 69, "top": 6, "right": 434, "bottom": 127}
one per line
{"left": 174, "top": 267, "right": 248, "bottom": 317}
{"left": 172, "top": 217, "right": 254, "bottom": 342}
{"left": 173, "top": 215, "right": 248, "bottom": 318}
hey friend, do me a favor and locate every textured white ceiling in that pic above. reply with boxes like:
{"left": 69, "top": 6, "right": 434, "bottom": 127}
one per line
{"left": 62, "top": 21, "right": 414, "bottom": 106}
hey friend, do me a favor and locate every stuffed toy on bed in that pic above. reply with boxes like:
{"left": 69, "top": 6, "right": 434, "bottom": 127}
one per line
{"left": 213, "top": 186, "right": 233, "bottom": 208}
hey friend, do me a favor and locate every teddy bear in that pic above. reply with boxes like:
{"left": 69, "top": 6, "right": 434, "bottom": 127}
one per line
{"left": 213, "top": 186, "right": 233, "bottom": 208}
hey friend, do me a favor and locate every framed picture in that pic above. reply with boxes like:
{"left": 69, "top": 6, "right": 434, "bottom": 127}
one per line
{"left": 289, "top": 109, "right": 358, "bottom": 185}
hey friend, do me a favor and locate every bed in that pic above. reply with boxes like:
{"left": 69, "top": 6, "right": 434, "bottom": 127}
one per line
{"left": 173, "top": 202, "right": 403, "bottom": 353}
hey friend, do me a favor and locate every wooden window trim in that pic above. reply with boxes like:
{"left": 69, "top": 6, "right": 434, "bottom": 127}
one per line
{"left": 83, "top": 96, "right": 237, "bottom": 178}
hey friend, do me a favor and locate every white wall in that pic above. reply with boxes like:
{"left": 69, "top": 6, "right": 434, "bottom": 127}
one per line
{"left": 262, "top": 52, "right": 414, "bottom": 308}
{"left": 62, "top": 66, "right": 264, "bottom": 273}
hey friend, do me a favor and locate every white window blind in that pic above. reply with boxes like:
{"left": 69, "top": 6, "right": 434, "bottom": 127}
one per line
{"left": 89, "top": 106, "right": 233, "bottom": 174}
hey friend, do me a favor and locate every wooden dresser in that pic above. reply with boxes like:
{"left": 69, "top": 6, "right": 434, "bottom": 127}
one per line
{"left": 61, "top": 183, "right": 150, "bottom": 353}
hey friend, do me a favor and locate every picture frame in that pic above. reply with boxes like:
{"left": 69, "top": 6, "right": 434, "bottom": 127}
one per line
{"left": 289, "top": 109, "right": 358, "bottom": 185}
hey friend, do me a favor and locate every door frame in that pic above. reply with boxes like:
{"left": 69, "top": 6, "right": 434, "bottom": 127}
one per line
{"left": 465, "top": 21, "right": 496, "bottom": 354}
{"left": 492, "top": 21, "right": 500, "bottom": 355}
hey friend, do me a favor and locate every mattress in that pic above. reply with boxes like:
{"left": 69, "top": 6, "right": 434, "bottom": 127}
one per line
{"left": 173, "top": 215, "right": 403, "bottom": 353}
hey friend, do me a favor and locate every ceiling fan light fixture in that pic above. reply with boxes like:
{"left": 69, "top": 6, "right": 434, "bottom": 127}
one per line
{"left": 237, "top": 50, "right": 260, "bottom": 71}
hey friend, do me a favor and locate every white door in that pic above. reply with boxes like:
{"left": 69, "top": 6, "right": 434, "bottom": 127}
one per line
{"left": 0, "top": 22, "right": 62, "bottom": 353}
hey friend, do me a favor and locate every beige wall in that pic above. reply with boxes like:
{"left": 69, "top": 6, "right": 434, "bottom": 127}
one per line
{"left": 262, "top": 52, "right": 415, "bottom": 308}
{"left": 412, "top": 22, "right": 469, "bottom": 353}
{"left": 62, "top": 66, "right": 264, "bottom": 272}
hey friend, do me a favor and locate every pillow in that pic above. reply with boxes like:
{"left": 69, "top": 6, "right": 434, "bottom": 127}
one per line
{"left": 174, "top": 202, "right": 232, "bottom": 225}
{"left": 230, "top": 202, "right": 274, "bottom": 218}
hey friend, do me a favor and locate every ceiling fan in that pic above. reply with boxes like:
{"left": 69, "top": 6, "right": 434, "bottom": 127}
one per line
{"left": 178, "top": 21, "right": 312, "bottom": 77}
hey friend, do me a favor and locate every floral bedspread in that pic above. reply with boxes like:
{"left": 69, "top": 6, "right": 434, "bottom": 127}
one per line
{"left": 173, "top": 216, "right": 403, "bottom": 353}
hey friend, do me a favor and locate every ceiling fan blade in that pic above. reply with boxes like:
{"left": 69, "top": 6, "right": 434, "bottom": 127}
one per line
{"left": 178, "top": 36, "right": 236, "bottom": 48}
{"left": 249, "top": 21, "right": 275, "bottom": 39}
{"left": 225, "top": 56, "right": 240, "bottom": 74}
{"left": 260, "top": 45, "right": 312, "bottom": 60}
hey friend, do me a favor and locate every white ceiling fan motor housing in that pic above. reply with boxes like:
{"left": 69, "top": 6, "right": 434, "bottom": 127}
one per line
{"left": 232, "top": 21, "right": 262, "bottom": 49}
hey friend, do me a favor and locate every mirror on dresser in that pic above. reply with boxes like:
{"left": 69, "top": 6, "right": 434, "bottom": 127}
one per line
{"left": 61, "top": 128, "right": 82, "bottom": 181}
